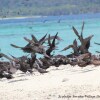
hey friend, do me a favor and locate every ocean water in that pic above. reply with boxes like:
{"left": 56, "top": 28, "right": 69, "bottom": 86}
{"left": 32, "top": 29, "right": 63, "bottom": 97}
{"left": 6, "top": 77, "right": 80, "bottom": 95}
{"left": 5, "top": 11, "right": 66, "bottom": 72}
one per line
{"left": 0, "top": 14, "right": 100, "bottom": 59}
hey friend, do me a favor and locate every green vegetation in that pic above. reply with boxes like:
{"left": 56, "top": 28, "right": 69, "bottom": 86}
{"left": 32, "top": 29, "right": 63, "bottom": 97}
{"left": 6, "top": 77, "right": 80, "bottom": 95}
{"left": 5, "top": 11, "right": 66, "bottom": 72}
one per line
{"left": 0, "top": 0, "right": 100, "bottom": 17}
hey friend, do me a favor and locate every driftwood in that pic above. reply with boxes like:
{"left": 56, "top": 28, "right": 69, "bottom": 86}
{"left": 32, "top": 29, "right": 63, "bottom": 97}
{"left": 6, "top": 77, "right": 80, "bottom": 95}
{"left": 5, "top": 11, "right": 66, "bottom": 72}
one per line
{"left": 46, "top": 33, "right": 58, "bottom": 57}
{"left": 0, "top": 23, "right": 100, "bottom": 79}
{"left": 72, "top": 22, "right": 93, "bottom": 54}
{"left": 62, "top": 39, "right": 79, "bottom": 56}
{"left": 61, "top": 22, "right": 93, "bottom": 58}
{"left": 11, "top": 35, "right": 49, "bottom": 58}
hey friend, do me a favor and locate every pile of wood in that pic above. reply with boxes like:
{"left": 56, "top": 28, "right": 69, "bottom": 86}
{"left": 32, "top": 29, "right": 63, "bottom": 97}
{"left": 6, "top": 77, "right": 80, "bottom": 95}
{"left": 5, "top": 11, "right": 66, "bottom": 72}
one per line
{"left": 0, "top": 22, "right": 100, "bottom": 79}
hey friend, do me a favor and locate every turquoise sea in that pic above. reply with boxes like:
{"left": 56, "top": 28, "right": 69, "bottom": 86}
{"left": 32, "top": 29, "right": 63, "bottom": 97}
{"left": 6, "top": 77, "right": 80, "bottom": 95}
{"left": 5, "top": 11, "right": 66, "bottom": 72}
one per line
{"left": 0, "top": 13, "right": 100, "bottom": 59}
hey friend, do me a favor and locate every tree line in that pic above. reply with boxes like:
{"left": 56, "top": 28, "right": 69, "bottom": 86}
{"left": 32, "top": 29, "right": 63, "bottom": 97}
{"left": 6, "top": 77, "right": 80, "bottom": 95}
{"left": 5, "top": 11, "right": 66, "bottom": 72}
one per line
{"left": 0, "top": 0, "right": 100, "bottom": 17}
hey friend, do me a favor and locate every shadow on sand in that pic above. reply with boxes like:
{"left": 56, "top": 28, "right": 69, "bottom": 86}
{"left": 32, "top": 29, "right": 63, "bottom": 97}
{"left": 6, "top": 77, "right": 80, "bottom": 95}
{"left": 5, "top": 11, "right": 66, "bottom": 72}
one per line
{"left": 8, "top": 78, "right": 28, "bottom": 83}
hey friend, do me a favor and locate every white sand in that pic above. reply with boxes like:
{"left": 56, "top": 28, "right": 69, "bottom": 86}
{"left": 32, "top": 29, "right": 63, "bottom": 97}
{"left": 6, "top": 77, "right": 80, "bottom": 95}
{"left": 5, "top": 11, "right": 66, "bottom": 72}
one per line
{"left": 0, "top": 64, "right": 100, "bottom": 100}
{"left": 0, "top": 16, "right": 47, "bottom": 20}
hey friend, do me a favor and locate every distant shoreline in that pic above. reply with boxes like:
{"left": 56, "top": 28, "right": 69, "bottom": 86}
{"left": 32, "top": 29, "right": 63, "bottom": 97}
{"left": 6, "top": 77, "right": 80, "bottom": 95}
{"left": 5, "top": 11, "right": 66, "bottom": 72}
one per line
{"left": 0, "top": 13, "right": 100, "bottom": 21}
{"left": 0, "top": 16, "right": 47, "bottom": 20}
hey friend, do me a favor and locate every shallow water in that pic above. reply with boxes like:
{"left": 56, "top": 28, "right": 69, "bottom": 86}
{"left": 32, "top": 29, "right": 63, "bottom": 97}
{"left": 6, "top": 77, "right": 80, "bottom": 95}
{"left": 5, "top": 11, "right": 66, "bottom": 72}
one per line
{"left": 0, "top": 14, "right": 100, "bottom": 60}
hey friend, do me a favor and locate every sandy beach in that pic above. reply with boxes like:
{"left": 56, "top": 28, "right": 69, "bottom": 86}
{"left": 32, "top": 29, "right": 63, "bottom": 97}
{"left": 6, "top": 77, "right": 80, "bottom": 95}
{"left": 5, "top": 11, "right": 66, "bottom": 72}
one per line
{"left": 0, "top": 16, "right": 47, "bottom": 20}
{"left": 0, "top": 64, "right": 100, "bottom": 100}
